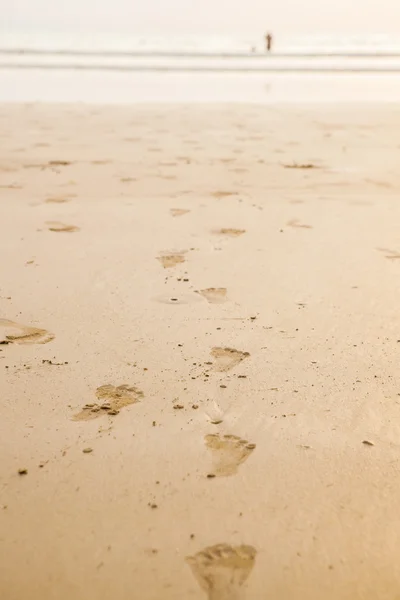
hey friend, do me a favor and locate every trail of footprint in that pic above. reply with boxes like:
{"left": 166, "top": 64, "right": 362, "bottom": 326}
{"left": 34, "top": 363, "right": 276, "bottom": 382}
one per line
{"left": 211, "top": 347, "right": 250, "bottom": 372}
{"left": 213, "top": 228, "right": 246, "bottom": 237}
{"left": 157, "top": 251, "right": 186, "bottom": 268}
{"left": 73, "top": 384, "right": 143, "bottom": 421}
{"left": 46, "top": 221, "right": 80, "bottom": 233}
{"left": 197, "top": 288, "right": 227, "bottom": 304}
{"left": 170, "top": 208, "right": 190, "bottom": 217}
{"left": 205, "top": 434, "right": 256, "bottom": 477}
{"left": 0, "top": 319, "right": 54, "bottom": 345}
{"left": 186, "top": 543, "right": 256, "bottom": 600}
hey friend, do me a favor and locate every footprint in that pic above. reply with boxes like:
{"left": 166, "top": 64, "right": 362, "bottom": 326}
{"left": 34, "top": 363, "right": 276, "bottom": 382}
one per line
{"left": 44, "top": 197, "right": 71, "bottom": 204}
{"left": 377, "top": 248, "right": 400, "bottom": 259}
{"left": 186, "top": 543, "right": 256, "bottom": 600}
{"left": 211, "top": 347, "right": 249, "bottom": 372}
{"left": 212, "top": 191, "right": 238, "bottom": 198}
{"left": 213, "top": 229, "right": 246, "bottom": 237}
{"left": 205, "top": 434, "right": 256, "bottom": 477}
{"left": 230, "top": 167, "right": 248, "bottom": 174}
{"left": 157, "top": 252, "right": 186, "bottom": 269}
{"left": 48, "top": 160, "right": 71, "bottom": 167}
{"left": 46, "top": 221, "right": 80, "bottom": 233}
{"left": 197, "top": 288, "right": 227, "bottom": 304}
{"left": 287, "top": 219, "right": 312, "bottom": 229}
{"left": 170, "top": 208, "right": 190, "bottom": 217}
{"left": 365, "top": 179, "right": 393, "bottom": 189}
{"left": 283, "top": 162, "right": 318, "bottom": 169}
{"left": 0, "top": 319, "right": 54, "bottom": 345}
{"left": 73, "top": 384, "right": 143, "bottom": 421}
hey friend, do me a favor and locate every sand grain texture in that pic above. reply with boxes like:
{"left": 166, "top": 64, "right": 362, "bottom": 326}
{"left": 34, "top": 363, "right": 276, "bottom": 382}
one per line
{"left": 1, "top": 103, "right": 400, "bottom": 600}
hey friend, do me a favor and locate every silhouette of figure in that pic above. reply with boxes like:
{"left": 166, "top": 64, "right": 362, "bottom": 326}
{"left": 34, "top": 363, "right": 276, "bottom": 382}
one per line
{"left": 265, "top": 33, "right": 273, "bottom": 52}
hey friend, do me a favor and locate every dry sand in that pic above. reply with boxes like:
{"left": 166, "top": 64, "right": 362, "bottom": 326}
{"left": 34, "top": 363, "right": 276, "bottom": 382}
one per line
{"left": 1, "top": 103, "right": 400, "bottom": 599}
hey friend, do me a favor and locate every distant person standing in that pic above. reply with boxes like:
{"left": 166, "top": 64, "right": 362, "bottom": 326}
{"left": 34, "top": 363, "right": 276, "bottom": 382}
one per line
{"left": 265, "top": 33, "right": 273, "bottom": 52}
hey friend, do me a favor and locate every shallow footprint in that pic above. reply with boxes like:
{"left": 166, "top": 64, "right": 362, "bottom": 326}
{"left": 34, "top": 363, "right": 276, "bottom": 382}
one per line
{"left": 212, "top": 191, "right": 238, "bottom": 198}
{"left": 44, "top": 197, "right": 71, "bottom": 204}
{"left": 0, "top": 319, "right": 54, "bottom": 345}
{"left": 157, "top": 251, "right": 186, "bottom": 268}
{"left": 197, "top": 288, "right": 227, "bottom": 304}
{"left": 287, "top": 218, "right": 312, "bottom": 229}
{"left": 377, "top": 247, "right": 400, "bottom": 259}
{"left": 73, "top": 384, "right": 143, "bottom": 421}
{"left": 46, "top": 221, "right": 80, "bottom": 233}
{"left": 213, "top": 228, "right": 246, "bottom": 237}
{"left": 205, "top": 434, "right": 256, "bottom": 477}
{"left": 186, "top": 543, "right": 256, "bottom": 600}
{"left": 211, "top": 347, "right": 249, "bottom": 372}
{"left": 170, "top": 208, "right": 190, "bottom": 217}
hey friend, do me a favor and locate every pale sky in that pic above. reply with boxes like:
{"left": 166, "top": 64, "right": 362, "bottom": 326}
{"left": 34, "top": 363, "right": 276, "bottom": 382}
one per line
{"left": 3, "top": 0, "right": 400, "bottom": 34}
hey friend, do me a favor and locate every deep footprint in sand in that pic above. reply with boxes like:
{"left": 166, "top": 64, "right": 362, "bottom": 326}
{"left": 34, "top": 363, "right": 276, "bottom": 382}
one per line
{"left": 213, "top": 228, "right": 246, "bottom": 237}
{"left": 73, "top": 384, "right": 143, "bottom": 421}
{"left": 170, "top": 208, "right": 190, "bottom": 217}
{"left": 197, "top": 288, "right": 227, "bottom": 304}
{"left": 46, "top": 221, "right": 80, "bottom": 232}
{"left": 0, "top": 319, "right": 54, "bottom": 345}
{"left": 157, "top": 251, "right": 186, "bottom": 268}
{"left": 211, "top": 347, "right": 249, "bottom": 372}
{"left": 205, "top": 434, "right": 256, "bottom": 477}
{"left": 186, "top": 543, "right": 256, "bottom": 600}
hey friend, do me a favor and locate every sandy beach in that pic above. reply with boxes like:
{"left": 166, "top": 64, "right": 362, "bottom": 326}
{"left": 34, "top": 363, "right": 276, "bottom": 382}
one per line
{"left": 1, "top": 102, "right": 400, "bottom": 599}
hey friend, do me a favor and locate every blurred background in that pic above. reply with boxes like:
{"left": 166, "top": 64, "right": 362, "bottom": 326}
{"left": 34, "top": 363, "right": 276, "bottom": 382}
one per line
{"left": 2, "top": 0, "right": 400, "bottom": 102}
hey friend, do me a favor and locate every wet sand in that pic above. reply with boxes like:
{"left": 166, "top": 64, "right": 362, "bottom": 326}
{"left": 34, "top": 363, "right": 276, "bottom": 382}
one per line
{"left": 1, "top": 103, "right": 400, "bottom": 599}
{"left": 4, "top": 69, "right": 400, "bottom": 103}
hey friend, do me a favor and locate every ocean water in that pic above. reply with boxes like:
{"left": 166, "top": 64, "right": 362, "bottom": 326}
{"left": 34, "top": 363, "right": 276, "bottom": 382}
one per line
{"left": 2, "top": 31, "right": 400, "bottom": 103}
{"left": 3, "top": 31, "right": 400, "bottom": 69}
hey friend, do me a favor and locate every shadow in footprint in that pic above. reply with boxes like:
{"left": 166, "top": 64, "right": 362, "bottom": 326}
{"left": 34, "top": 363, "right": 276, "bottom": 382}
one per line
{"left": 186, "top": 543, "right": 256, "bottom": 600}
{"left": 0, "top": 319, "right": 54, "bottom": 345}
{"left": 46, "top": 221, "right": 80, "bottom": 233}
{"left": 205, "top": 433, "right": 256, "bottom": 477}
